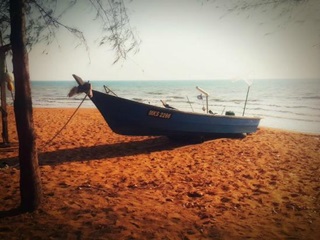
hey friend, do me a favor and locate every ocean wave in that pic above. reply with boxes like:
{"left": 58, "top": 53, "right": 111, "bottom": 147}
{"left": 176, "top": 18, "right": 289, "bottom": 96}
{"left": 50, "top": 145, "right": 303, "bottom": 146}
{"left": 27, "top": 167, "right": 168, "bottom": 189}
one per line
{"left": 145, "top": 91, "right": 165, "bottom": 95}
{"left": 257, "top": 113, "right": 320, "bottom": 123}
{"left": 300, "top": 96, "right": 320, "bottom": 100}
{"left": 132, "top": 98, "right": 144, "bottom": 102}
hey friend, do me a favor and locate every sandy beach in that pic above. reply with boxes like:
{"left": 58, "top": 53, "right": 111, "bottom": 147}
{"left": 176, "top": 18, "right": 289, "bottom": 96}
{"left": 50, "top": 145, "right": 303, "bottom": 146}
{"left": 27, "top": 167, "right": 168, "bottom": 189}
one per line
{"left": 1, "top": 107, "right": 319, "bottom": 239}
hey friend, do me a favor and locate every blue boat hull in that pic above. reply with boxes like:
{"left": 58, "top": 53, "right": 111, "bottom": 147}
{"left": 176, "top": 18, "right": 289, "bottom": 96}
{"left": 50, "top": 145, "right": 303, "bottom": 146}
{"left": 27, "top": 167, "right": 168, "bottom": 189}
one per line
{"left": 90, "top": 90, "right": 261, "bottom": 137}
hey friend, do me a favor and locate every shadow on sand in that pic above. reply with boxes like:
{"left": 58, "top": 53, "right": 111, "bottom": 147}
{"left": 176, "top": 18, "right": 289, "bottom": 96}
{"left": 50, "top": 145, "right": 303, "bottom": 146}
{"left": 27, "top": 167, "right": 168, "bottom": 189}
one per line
{"left": 0, "top": 207, "right": 23, "bottom": 219}
{"left": 39, "top": 136, "right": 187, "bottom": 165}
{"left": 1, "top": 134, "right": 245, "bottom": 167}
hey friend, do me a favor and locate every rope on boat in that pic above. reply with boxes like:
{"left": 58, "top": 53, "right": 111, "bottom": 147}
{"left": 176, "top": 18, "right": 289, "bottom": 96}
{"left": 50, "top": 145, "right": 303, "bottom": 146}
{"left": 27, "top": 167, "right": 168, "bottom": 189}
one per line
{"left": 39, "top": 94, "right": 88, "bottom": 152}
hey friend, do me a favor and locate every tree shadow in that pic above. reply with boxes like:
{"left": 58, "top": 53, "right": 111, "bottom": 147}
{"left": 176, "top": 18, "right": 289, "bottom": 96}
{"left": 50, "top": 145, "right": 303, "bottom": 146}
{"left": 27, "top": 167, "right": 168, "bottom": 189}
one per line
{"left": 0, "top": 205, "right": 123, "bottom": 238}
{"left": 0, "top": 207, "right": 22, "bottom": 219}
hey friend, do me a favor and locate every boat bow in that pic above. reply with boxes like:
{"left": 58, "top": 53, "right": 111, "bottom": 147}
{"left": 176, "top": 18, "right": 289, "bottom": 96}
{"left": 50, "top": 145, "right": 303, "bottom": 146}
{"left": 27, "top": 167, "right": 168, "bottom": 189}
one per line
{"left": 68, "top": 74, "right": 93, "bottom": 98}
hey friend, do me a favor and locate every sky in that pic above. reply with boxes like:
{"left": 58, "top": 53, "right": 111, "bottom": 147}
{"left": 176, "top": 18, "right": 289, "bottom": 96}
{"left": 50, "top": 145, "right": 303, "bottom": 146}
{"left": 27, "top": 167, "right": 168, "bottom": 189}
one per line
{"left": 18, "top": 0, "right": 320, "bottom": 81}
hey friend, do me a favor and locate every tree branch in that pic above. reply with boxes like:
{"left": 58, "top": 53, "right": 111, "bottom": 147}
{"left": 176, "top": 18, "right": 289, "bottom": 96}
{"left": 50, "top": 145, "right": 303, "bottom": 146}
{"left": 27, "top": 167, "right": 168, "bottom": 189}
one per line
{"left": 89, "top": 0, "right": 141, "bottom": 64}
{"left": 0, "top": 44, "right": 11, "bottom": 53}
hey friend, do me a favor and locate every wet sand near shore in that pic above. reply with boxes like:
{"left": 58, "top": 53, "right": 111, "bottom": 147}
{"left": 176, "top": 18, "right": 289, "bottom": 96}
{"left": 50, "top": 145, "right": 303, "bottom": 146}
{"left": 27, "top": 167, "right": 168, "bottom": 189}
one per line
{"left": 1, "top": 107, "right": 319, "bottom": 239}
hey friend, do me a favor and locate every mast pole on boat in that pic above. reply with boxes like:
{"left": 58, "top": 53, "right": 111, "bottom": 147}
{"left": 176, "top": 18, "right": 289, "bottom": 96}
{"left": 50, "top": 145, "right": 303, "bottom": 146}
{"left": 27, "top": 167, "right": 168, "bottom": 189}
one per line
{"left": 196, "top": 86, "right": 209, "bottom": 113}
{"left": 242, "top": 85, "right": 250, "bottom": 116}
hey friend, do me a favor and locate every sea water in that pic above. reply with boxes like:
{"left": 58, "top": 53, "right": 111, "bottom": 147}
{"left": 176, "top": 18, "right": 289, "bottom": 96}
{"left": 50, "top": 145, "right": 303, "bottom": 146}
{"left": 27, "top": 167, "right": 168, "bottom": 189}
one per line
{"left": 4, "top": 79, "right": 320, "bottom": 134}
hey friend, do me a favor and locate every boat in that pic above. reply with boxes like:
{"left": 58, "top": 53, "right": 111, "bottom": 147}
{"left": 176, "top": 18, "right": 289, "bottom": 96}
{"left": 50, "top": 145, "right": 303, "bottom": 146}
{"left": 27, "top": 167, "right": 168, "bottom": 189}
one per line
{"left": 70, "top": 74, "right": 261, "bottom": 139}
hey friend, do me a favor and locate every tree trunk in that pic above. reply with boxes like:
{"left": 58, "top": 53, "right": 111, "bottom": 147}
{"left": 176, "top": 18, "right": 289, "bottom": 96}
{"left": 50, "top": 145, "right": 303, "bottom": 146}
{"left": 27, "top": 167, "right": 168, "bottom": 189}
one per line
{"left": 0, "top": 47, "right": 9, "bottom": 145}
{"left": 10, "top": 0, "right": 42, "bottom": 211}
{"left": 0, "top": 31, "right": 11, "bottom": 146}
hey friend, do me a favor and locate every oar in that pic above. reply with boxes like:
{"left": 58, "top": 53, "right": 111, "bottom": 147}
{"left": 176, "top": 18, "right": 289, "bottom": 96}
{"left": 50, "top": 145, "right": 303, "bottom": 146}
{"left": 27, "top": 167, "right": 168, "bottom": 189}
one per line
{"left": 221, "top": 106, "right": 226, "bottom": 115}
{"left": 186, "top": 96, "right": 194, "bottom": 112}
